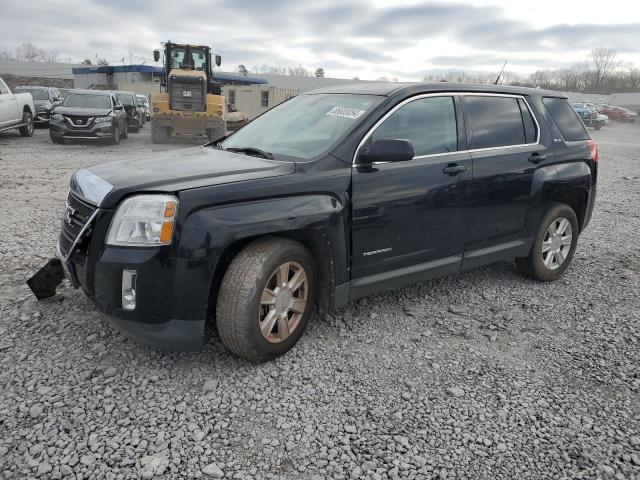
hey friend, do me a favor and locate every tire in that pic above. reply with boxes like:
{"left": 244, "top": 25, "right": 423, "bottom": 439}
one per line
{"left": 207, "top": 123, "right": 226, "bottom": 142}
{"left": 216, "top": 237, "right": 317, "bottom": 362}
{"left": 50, "top": 134, "right": 64, "bottom": 144}
{"left": 19, "top": 111, "right": 34, "bottom": 137}
{"left": 594, "top": 122, "right": 602, "bottom": 130}
{"left": 110, "top": 125, "right": 120, "bottom": 145}
{"left": 515, "top": 203, "right": 579, "bottom": 281}
{"left": 151, "top": 121, "right": 169, "bottom": 144}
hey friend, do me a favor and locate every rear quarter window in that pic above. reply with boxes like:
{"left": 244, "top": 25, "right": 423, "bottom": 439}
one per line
{"left": 542, "top": 97, "right": 589, "bottom": 141}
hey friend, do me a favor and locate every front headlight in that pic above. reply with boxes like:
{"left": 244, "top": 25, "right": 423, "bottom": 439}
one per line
{"left": 106, "top": 194, "right": 178, "bottom": 246}
{"left": 94, "top": 116, "right": 111, "bottom": 124}
{"left": 51, "top": 113, "right": 64, "bottom": 121}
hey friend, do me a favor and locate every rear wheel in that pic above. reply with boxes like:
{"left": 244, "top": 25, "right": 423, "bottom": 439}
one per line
{"left": 151, "top": 122, "right": 170, "bottom": 143}
{"left": 515, "top": 203, "right": 579, "bottom": 281}
{"left": 19, "top": 111, "right": 34, "bottom": 137}
{"left": 216, "top": 237, "right": 316, "bottom": 362}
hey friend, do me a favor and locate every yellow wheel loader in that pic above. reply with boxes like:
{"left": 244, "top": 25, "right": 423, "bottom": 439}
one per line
{"left": 150, "top": 42, "right": 226, "bottom": 143}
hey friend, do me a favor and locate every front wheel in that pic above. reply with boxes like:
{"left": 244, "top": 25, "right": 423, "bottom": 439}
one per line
{"left": 110, "top": 125, "right": 120, "bottom": 145}
{"left": 515, "top": 203, "right": 579, "bottom": 281}
{"left": 19, "top": 111, "right": 34, "bottom": 137}
{"left": 216, "top": 237, "right": 316, "bottom": 362}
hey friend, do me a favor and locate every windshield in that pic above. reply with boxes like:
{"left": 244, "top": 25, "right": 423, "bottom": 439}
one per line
{"left": 62, "top": 93, "right": 111, "bottom": 109}
{"left": 137, "top": 96, "right": 148, "bottom": 105}
{"left": 221, "top": 94, "right": 382, "bottom": 160}
{"left": 18, "top": 88, "right": 49, "bottom": 100}
{"left": 116, "top": 94, "right": 135, "bottom": 106}
{"left": 170, "top": 46, "right": 207, "bottom": 71}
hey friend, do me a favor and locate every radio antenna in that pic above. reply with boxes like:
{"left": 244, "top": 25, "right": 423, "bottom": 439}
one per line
{"left": 494, "top": 60, "right": 508, "bottom": 85}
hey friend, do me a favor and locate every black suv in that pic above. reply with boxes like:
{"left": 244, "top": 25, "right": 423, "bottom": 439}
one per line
{"left": 34, "top": 83, "right": 597, "bottom": 362}
{"left": 114, "top": 91, "right": 144, "bottom": 132}
{"left": 14, "top": 85, "right": 63, "bottom": 125}
{"left": 49, "top": 90, "right": 128, "bottom": 144}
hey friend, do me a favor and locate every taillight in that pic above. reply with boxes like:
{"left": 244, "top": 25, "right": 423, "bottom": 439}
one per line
{"left": 587, "top": 139, "right": 598, "bottom": 162}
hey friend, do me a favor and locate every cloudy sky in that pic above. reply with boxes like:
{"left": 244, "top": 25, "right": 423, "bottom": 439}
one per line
{"left": 1, "top": 0, "right": 639, "bottom": 80}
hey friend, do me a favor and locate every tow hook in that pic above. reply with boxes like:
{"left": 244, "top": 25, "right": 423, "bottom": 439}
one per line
{"left": 26, "top": 258, "right": 65, "bottom": 300}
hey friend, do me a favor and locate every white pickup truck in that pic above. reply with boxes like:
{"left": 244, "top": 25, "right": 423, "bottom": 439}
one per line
{"left": 0, "top": 76, "right": 35, "bottom": 137}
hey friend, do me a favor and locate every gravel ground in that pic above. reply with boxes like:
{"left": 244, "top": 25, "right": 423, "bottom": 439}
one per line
{"left": 1, "top": 123, "right": 639, "bottom": 480}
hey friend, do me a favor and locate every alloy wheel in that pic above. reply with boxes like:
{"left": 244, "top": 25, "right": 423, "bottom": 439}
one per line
{"left": 542, "top": 217, "right": 572, "bottom": 270}
{"left": 259, "top": 261, "right": 308, "bottom": 343}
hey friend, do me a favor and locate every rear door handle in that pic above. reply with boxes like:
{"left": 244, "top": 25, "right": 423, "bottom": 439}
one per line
{"left": 528, "top": 152, "right": 546, "bottom": 164}
{"left": 442, "top": 164, "right": 467, "bottom": 175}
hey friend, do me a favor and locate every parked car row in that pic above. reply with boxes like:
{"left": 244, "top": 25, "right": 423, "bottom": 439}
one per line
{"left": 0, "top": 76, "right": 152, "bottom": 146}
{"left": 572, "top": 102, "right": 608, "bottom": 130}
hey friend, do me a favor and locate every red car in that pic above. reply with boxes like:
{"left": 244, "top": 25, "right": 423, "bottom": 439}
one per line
{"left": 598, "top": 105, "right": 637, "bottom": 123}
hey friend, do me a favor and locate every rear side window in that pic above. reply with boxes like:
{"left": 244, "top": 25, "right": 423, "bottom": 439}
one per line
{"left": 462, "top": 96, "right": 526, "bottom": 149}
{"left": 518, "top": 98, "right": 537, "bottom": 144}
{"left": 542, "top": 97, "right": 589, "bottom": 141}
{"left": 371, "top": 96, "right": 457, "bottom": 156}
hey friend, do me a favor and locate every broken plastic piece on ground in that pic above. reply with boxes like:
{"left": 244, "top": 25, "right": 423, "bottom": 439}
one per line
{"left": 26, "top": 258, "right": 65, "bottom": 300}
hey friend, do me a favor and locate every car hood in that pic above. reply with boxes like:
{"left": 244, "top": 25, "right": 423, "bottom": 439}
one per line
{"left": 54, "top": 106, "right": 112, "bottom": 116}
{"left": 73, "top": 146, "right": 296, "bottom": 208}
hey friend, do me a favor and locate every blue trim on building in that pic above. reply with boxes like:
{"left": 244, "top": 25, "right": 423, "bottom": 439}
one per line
{"left": 72, "top": 64, "right": 267, "bottom": 85}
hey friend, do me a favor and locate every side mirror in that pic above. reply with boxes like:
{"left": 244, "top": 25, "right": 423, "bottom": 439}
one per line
{"left": 153, "top": 50, "right": 160, "bottom": 62}
{"left": 215, "top": 54, "right": 222, "bottom": 67}
{"left": 358, "top": 139, "right": 414, "bottom": 164}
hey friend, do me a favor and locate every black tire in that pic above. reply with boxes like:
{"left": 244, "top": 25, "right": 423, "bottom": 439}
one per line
{"left": 216, "top": 237, "right": 317, "bottom": 362}
{"left": 50, "top": 134, "right": 64, "bottom": 144}
{"left": 515, "top": 203, "right": 579, "bottom": 281}
{"left": 19, "top": 111, "right": 34, "bottom": 137}
{"left": 110, "top": 125, "right": 120, "bottom": 145}
{"left": 151, "top": 122, "right": 169, "bottom": 144}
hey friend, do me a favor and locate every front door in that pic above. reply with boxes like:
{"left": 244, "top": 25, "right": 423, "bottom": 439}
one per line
{"left": 351, "top": 95, "right": 471, "bottom": 296}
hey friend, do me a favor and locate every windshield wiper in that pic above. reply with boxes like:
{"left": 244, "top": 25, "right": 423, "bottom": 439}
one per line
{"left": 225, "top": 147, "right": 274, "bottom": 159}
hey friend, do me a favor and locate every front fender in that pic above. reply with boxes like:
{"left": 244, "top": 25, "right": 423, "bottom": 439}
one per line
{"left": 169, "top": 194, "right": 348, "bottom": 320}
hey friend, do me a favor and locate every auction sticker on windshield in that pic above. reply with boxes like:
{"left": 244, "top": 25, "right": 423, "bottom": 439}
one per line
{"left": 326, "top": 106, "right": 366, "bottom": 119}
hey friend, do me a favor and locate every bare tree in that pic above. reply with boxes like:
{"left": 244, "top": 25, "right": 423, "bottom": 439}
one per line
{"left": 40, "top": 49, "right": 59, "bottom": 63}
{"left": 288, "top": 65, "right": 311, "bottom": 77}
{"left": 0, "top": 50, "right": 13, "bottom": 60}
{"left": 15, "top": 42, "right": 40, "bottom": 62}
{"left": 591, "top": 48, "right": 621, "bottom": 93}
{"left": 237, "top": 64, "right": 248, "bottom": 76}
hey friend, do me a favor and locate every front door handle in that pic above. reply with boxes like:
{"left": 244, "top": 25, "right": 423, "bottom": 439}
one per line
{"left": 442, "top": 164, "right": 467, "bottom": 175}
{"left": 528, "top": 152, "right": 546, "bottom": 164}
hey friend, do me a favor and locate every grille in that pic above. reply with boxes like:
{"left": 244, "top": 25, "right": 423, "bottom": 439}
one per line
{"left": 59, "top": 193, "right": 97, "bottom": 258}
{"left": 65, "top": 115, "right": 94, "bottom": 128}
{"left": 169, "top": 76, "right": 206, "bottom": 112}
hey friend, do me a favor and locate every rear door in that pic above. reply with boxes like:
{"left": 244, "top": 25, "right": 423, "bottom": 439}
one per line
{"left": 461, "top": 94, "right": 549, "bottom": 266}
{"left": 0, "top": 78, "right": 20, "bottom": 126}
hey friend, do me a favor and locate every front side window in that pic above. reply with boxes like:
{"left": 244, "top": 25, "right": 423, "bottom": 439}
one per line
{"left": 463, "top": 96, "right": 527, "bottom": 149}
{"left": 370, "top": 96, "right": 457, "bottom": 157}
{"left": 0, "top": 79, "right": 9, "bottom": 95}
{"left": 221, "top": 93, "right": 383, "bottom": 160}
{"left": 62, "top": 93, "right": 111, "bottom": 109}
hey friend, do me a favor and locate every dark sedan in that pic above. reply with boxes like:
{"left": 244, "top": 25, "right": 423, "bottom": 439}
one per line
{"left": 49, "top": 90, "right": 127, "bottom": 144}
